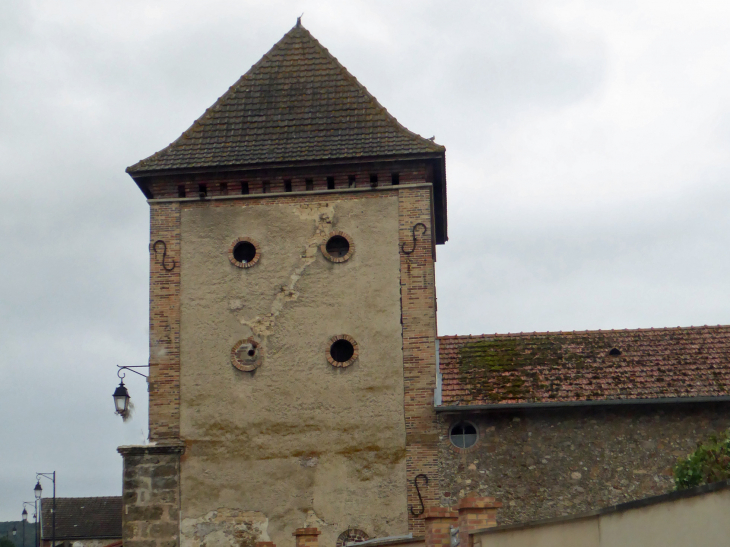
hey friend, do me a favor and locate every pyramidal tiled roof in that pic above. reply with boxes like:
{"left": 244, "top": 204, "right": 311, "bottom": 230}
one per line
{"left": 438, "top": 325, "right": 730, "bottom": 407}
{"left": 127, "top": 22, "right": 444, "bottom": 174}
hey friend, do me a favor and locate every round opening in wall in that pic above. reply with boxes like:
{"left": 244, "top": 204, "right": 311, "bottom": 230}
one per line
{"left": 233, "top": 241, "right": 257, "bottom": 263}
{"left": 321, "top": 231, "right": 354, "bottom": 263}
{"left": 229, "top": 237, "right": 261, "bottom": 268}
{"left": 326, "top": 335, "right": 359, "bottom": 368}
{"left": 336, "top": 529, "right": 369, "bottom": 547}
{"left": 326, "top": 235, "right": 350, "bottom": 258}
{"left": 450, "top": 422, "right": 477, "bottom": 449}
{"left": 231, "top": 337, "right": 263, "bottom": 371}
{"left": 331, "top": 339, "right": 354, "bottom": 362}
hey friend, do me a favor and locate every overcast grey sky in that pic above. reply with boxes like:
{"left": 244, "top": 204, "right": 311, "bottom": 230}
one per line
{"left": 2, "top": 0, "right": 730, "bottom": 521}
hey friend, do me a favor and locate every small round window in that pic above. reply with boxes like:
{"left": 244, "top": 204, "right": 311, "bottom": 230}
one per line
{"left": 331, "top": 339, "right": 354, "bottom": 362}
{"left": 321, "top": 231, "right": 354, "bottom": 263}
{"left": 234, "top": 241, "right": 256, "bottom": 263}
{"left": 326, "top": 236, "right": 349, "bottom": 257}
{"left": 450, "top": 422, "right": 477, "bottom": 449}
{"left": 327, "top": 335, "right": 358, "bottom": 368}
{"left": 229, "top": 237, "right": 261, "bottom": 268}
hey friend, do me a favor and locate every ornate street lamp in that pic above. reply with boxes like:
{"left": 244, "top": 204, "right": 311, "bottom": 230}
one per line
{"left": 34, "top": 473, "right": 54, "bottom": 547}
{"left": 113, "top": 365, "right": 148, "bottom": 421}
{"left": 22, "top": 501, "right": 37, "bottom": 547}
{"left": 113, "top": 381, "right": 130, "bottom": 416}
{"left": 21, "top": 509, "right": 26, "bottom": 547}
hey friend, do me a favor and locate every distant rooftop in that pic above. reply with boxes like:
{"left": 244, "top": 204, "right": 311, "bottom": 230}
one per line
{"left": 438, "top": 325, "right": 730, "bottom": 408}
{"left": 41, "top": 497, "right": 122, "bottom": 540}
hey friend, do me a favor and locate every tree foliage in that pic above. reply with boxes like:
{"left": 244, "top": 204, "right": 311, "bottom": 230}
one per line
{"left": 674, "top": 429, "right": 730, "bottom": 489}
{"left": 0, "top": 537, "right": 16, "bottom": 547}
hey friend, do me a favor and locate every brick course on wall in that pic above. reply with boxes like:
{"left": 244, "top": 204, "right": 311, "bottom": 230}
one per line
{"left": 437, "top": 403, "right": 730, "bottom": 525}
{"left": 149, "top": 203, "right": 182, "bottom": 441}
{"left": 144, "top": 161, "right": 429, "bottom": 200}
{"left": 399, "top": 186, "right": 440, "bottom": 535}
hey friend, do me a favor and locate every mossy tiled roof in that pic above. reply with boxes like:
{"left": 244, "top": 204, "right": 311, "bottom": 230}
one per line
{"left": 438, "top": 325, "right": 730, "bottom": 406}
{"left": 127, "top": 23, "right": 444, "bottom": 175}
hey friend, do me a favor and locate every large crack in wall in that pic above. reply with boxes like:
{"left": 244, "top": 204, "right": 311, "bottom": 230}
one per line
{"left": 232, "top": 204, "right": 335, "bottom": 358}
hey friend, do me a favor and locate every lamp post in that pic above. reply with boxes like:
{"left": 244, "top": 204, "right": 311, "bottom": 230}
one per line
{"left": 34, "top": 473, "right": 54, "bottom": 547}
{"left": 21, "top": 507, "right": 27, "bottom": 547}
{"left": 22, "top": 501, "right": 37, "bottom": 547}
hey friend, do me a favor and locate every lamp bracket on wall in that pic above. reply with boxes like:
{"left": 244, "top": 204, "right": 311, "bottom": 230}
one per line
{"left": 117, "top": 364, "right": 149, "bottom": 379}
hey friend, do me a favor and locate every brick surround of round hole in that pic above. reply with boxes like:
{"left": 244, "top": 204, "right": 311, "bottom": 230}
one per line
{"left": 449, "top": 421, "right": 479, "bottom": 452}
{"left": 320, "top": 231, "right": 354, "bottom": 263}
{"left": 326, "top": 334, "right": 359, "bottom": 368}
{"left": 231, "top": 337, "right": 264, "bottom": 371}
{"left": 336, "top": 529, "right": 369, "bottom": 547}
{"left": 229, "top": 237, "right": 261, "bottom": 268}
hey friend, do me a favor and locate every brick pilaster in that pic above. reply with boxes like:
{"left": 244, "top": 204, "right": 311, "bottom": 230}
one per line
{"left": 293, "top": 528, "right": 321, "bottom": 547}
{"left": 149, "top": 202, "right": 181, "bottom": 441}
{"left": 424, "top": 507, "right": 459, "bottom": 547}
{"left": 399, "top": 185, "right": 440, "bottom": 535}
{"left": 457, "top": 496, "right": 501, "bottom": 547}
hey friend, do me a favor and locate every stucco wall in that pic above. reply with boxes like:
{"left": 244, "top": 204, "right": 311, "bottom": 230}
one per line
{"left": 42, "top": 539, "right": 121, "bottom": 547}
{"left": 70, "top": 539, "right": 121, "bottom": 547}
{"left": 476, "top": 518, "right": 597, "bottom": 547}
{"left": 474, "top": 484, "right": 730, "bottom": 547}
{"left": 179, "top": 193, "right": 407, "bottom": 547}
{"left": 438, "top": 403, "right": 730, "bottom": 524}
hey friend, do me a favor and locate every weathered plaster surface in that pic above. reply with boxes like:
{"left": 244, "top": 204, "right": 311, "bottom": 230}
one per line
{"left": 69, "top": 539, "right": 121, "bottom": 547}
{"left": 179, "top": 194, "right": 407, "bottom": 547}
{"left": 181, "top": 509, "right": 269, "bottom": 547}
{"left": 438, "top": 404, "right": 730, "bottom": 525}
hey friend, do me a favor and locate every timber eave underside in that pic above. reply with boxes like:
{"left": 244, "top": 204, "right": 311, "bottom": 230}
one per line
{"left": 435, "top": 395, "right": 730, "bottom": 413}
{"left": 125, "top": 151, "right": 445, "bottom": 178}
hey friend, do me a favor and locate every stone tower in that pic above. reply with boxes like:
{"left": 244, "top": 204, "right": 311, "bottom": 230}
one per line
{"left": 119, "top": 22, "right": 447, "bottom": 547}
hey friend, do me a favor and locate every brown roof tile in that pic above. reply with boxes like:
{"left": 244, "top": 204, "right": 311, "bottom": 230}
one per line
{"left": 438, "top": 325, "right": 730, "bottom": 407}
{"left": 127, "top": 23, "right": 444, "bottom": 175}
{"left": 40, "top": 497, "right": 121, "bottom": 540}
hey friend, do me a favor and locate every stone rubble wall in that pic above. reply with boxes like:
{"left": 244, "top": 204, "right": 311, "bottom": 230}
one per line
{"left": 437, "top": 403, "right": 730, "bottom": 524}
{"left": 119, "top": 445, "right": 183, "bottom": 547}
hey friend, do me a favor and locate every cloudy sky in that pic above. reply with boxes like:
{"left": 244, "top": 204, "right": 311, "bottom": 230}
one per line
{"left": 2, "top": 0, "right": 730, "bottom": 522}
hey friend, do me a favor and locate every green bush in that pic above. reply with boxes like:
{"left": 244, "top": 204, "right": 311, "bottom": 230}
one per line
{"left": 674, "top": 430, "right": 730, "bottom": 489}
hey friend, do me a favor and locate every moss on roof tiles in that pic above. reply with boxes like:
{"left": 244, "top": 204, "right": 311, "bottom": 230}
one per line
{"left": 440, "top": 326, "right": 730, "bottom": 406}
